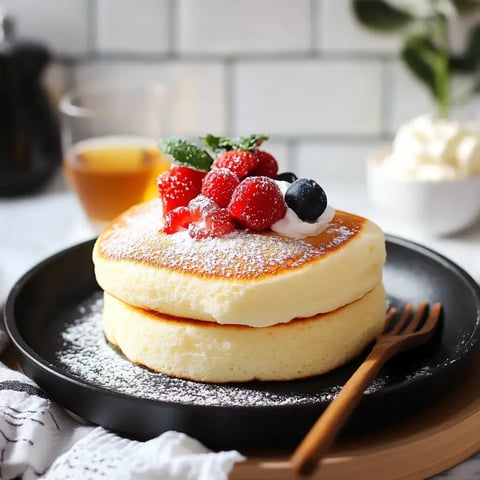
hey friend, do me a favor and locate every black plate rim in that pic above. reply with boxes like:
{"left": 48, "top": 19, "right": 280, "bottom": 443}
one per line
{"left": 4, "top": 234, "right": 480, "bottom": 414}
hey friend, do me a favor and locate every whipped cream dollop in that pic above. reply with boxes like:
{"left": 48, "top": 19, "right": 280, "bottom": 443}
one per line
{"left": 379, "top": 115, "right": 480, "bottom": 181}
{"left": 271, "top": 181, "right": 336, "bottom": 239}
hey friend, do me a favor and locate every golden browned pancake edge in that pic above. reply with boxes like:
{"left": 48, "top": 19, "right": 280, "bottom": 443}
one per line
{"left": 102, "top": 285, "right": 386, "bottom": 383}
{"left": 93, "top": 199, "right": 386, "bottom": 327}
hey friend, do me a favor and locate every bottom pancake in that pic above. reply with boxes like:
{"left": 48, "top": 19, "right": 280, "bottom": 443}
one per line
{"left": 102, "top": 284, "right": 386, "bottom": 383}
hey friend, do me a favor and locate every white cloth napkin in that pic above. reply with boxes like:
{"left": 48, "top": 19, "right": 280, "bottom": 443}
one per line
{"left": 0, "top": 324, "right": 244, "bottom": 480}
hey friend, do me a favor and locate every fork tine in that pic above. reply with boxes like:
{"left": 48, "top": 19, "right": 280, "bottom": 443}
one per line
{"left": 402, "top": 302, "right": 428, "bottom": 334}
{"left": 383, "top": 307, "right": 398, "bottom": 331}
{"left": 416, "top": 302, "right": 442, "bottom": 335}
{"left": 389, "top": 303, "right": 413, "bottom": 335}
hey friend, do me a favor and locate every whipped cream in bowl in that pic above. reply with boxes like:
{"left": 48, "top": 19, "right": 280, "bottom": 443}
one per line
{"left": 367, "top": 115, "right": 480, "bottom": 236}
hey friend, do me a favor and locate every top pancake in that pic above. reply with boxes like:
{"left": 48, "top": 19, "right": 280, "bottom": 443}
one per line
{"left": 93, "top": 199, "right": 386, "bottom": 327}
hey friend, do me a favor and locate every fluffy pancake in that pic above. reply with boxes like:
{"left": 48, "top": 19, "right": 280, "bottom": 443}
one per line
{"left": 93, "top": 199, "right": 386, "bottom": 327}
{"left": 103, "top": 285, "right": 386, "bottom": 383}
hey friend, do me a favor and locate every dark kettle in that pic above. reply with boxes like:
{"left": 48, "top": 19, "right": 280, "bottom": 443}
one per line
{"left": 0, "top": 11, "right": 61, "bottom": 196}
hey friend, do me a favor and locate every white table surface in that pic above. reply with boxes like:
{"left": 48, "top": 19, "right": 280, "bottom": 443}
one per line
{"left": 1, "top": 174, "right": 479, "bottom": 479}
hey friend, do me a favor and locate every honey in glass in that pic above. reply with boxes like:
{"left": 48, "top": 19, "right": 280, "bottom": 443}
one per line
{"left": 64, "top": 135, "right": 170, "bottom": 232}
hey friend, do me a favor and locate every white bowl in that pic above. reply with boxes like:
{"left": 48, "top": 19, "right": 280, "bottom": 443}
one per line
{"left": 366, "top": 152, "right": 480, "bottom": 236}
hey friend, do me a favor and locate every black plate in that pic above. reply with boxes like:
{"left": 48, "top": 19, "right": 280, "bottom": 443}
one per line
{"left": 4, "top": 236, "right": 480, "bottom": 450}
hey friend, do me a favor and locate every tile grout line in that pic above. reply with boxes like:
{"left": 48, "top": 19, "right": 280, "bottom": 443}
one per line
{"left": 167, "top": 0, "right": 177, "bottom": 58}
{"left": 381, "top": 58, "right": 393, "bottom": 138}
{"left": 310, "top": 0, "right": 319, "bottom": 54}
{"left": 86, "top": 0, "right": 97, "bottom": 58}
{"left": 224, "top": 59, "right": 234, "bottom": 136}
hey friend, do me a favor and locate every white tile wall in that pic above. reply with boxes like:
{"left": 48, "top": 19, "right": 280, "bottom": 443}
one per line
{"left": 1, "top": 0, "right": 89, "bottom": 57}
{"left": 5, "top": 0, "right": 480, "bottom": 169}
{"left": 233, "top": 60, "right": 383, "bottom": 136}
{"left": 95, "top": 0, "right": 170, "bottom": 54}
{"left": 175, "top": 0, "right": 311, "bottom": 55}
{"left": 317, "top": 0, "right": 400, "bottom": 53}
{"left": 295, "top": 140, "right": 385, "bottom": 189}
{"left": 260, "top": 141, "right": 290, "bottom": 173}
{"left": 448, "top": 10, "right": 480, "bottom": 55}
{"left": 73, "top": 61, "right": 227, "bottom": 137}
{"left": 42, "top": 63, "right": 67, "bottom": 113}
{"left": 388, "top": 61, "right": 435, "bottom": 133}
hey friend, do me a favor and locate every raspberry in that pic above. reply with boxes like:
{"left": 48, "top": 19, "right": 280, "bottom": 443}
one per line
{"left": 212, "top": 150, "right": 259, "bottom": 179}
{"left": 163, "top": 194, "right": 235, "bottom": 238}
{"left": 188, "top": 194, "right": 218, "bottom": 216}
{"left": 189, "top": 207, "right": 235, "bottom": 239}
{"left": 201, "top": 168, "right": 240, "bottom": 208}
{"left": 162, "top": 206, "right": 199, "bottom": 234}
{"left": 157, "top": 166, "right": 206, "bottom": 214}
{"left": 249, "top": 150, "right": 279, "bottom": 178}
{"left": 228, "top": 176, "right": 287, "bottom": 230}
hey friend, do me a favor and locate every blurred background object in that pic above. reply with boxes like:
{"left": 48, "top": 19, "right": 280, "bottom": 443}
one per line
{"left": 1, "top": 0, "right": 479, "bottom": 193}
{"left": 60, "top": 80, "right": 170, "bottom": 232}
{"left": 0, "top": 7, "right": 61, "bottom": 196}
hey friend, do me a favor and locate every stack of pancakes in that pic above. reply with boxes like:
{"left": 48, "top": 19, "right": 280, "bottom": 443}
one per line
{"left": 93, "top": 198, "right": 386, "bottom": 383}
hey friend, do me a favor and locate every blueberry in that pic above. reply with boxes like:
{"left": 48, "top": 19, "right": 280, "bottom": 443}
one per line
{"left": 285, "top": 178, "right": 327, "bottom": 222}
{"left": 276, "top": 171, "right": 298, "bottom": 183}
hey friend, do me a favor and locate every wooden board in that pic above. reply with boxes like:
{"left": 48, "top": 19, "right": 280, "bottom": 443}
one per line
{"left": 230, "top": 351, "right": 480, "bottom": 480}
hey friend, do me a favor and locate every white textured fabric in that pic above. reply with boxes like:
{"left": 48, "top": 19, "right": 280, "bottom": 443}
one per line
{"left": 0, "top": 325, "right": 244, "bottom": 480}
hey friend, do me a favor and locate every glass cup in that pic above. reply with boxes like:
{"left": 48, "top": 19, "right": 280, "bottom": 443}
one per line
{"left": 59, "top": 81, "right": 171, "bottom": 234}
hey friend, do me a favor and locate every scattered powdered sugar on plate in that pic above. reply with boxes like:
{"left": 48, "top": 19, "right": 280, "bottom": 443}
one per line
{"left": 56, "top": 292, "right": 345, "bottom": 407}
{"left": 56, "top": 292, "right": 439, "bottom": 409}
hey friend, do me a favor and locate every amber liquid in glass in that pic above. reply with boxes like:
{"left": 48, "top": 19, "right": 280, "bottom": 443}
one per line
{"left": 64, "top": 136, "right": 169, "bottom": 230}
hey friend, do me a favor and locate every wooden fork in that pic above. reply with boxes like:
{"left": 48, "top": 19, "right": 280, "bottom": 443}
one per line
{"left": 290, "top": 302, "right": 443, "bottom": 477}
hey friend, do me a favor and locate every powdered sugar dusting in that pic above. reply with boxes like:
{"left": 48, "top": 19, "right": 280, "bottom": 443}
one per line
{"left": 56, "top": 292, "right": 352, "bottom": 407}
{"left": 97, "top": 199, "right": 362, "bottom": 278}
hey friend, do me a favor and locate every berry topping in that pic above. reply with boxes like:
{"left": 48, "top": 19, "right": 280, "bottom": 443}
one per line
{"left": 249, "top": 150, "right": 279, "bottom": 178}
{"left": 212, "top": 150, "right": 259, "bottom": 179}
{"left": 201, "top": 168, "right": 240, "bottom": 208}
{"left": 157, "top": 165, "right": 206, "bottom": 214}
{"left": 285, "top": 178, "right": 328, "bottom": 222}
{"left": 276, "top": 171, "right": 298, "bottom": 183}
{"left": 163, "top": 206, "right": 200, "bottom": 234}
{"left": 228, "top": 176, "right": 287, "bottom": 230}
{"left": 203, "top": 133, "right": 268, "bottom": 153}
{"left": 159, "top": 138, "right": 213, "bottom": 171}
{"left": 189, "top": 207, "right": 236, "bottom": 239}
{"left": 162, "top": 195, "right": 235, "bottom": 239}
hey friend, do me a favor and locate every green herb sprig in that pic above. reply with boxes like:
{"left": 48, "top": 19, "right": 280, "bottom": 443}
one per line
{"left": 352, "top": 0, "right": 480, "bottom": 118}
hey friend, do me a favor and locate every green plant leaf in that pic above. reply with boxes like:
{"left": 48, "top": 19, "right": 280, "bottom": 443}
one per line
{"left": 465, "top": 24, "right": 480, "bottom": 67}
{"left": 158, "top": 138, "right": 213, "bottom": 171}
{"left": 449, "top": 54, "right": 476, "bottom": 72}
{"left": 351, "top": 0, "right": 414, "bottom": 32}
{"left": 401, "top": 37, "right": 440, "bottom": 99}
{"left": 452, "top": 0, "right": 480, "bottom": 13}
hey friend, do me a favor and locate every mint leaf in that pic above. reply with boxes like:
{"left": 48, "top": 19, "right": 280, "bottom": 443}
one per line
{"left": 236, "top": 134, "right": 269, "bottom": 151}
{"left": 159, "top": 138, "right": 213, "bottom": 172}
{"left": 202, "top": 134, "right": 235, "bottom": 152}
{"left": 201, "top": 134, "right": 269, "bottom": 153}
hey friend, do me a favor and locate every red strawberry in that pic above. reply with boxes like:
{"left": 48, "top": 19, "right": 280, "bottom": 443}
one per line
{"left": 188, "top": 194, "right": 218, "bottom": 216}
{"left": 162, "top": 206, "right": 200, "bottom": 234}
{"left": 189, "top": 207, "right": 235, "bottom": 239}
{"left": 211, "top": 150, "right": 259, "bottom": 179}
{"left": 201, "top": 168, "right": 240, "bottom": 208}
{"left": 228, "top": 176, "right": 287, "bottom": 230}
{"left": 249, "top": 150, "right": 279, "bottom": 178}
{"left": 157, "top": 166, "right": 206, "bottom": 214}
{"left": 162, "top": 194, "right": 236, "bottom": 238}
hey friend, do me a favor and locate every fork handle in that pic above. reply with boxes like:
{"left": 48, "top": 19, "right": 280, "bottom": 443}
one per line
{"left": 290, "top": 347, "right": 394, "bottom": 476}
